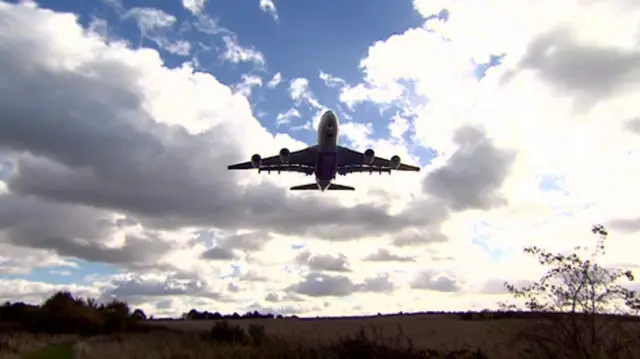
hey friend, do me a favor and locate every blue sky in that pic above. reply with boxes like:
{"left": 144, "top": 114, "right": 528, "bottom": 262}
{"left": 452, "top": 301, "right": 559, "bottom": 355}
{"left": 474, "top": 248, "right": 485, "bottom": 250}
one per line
{"left": 0, "top": 0, "right": 504, "bottom": 291}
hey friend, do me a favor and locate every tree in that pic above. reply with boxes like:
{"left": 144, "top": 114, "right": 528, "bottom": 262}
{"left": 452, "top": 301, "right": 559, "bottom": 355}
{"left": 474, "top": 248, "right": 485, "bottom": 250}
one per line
{"left": 132, "top": 308, "right": 147, "bottom": 320}
{"left": 501, "top": 225, "right": 640, "bottom": 359}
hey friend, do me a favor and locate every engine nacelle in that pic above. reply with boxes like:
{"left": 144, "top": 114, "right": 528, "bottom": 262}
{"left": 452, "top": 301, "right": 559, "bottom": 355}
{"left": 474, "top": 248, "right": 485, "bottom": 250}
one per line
{"left": 251, "top": 154, "right": 262, "bottom": 168}
{"left": 390, "top": 155, "right": 401, "bottom": 169}
{"left": 279, "top": 148, "right": 290, "bottom": 164}
{"left": 363, "top": 148, "right": 375, "bottom": 164}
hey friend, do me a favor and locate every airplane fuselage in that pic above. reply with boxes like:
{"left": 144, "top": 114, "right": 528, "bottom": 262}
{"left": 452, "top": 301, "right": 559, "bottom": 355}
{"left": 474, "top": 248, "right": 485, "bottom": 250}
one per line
{"left": 315, "top": 111, "right": 339, "bottom": 191}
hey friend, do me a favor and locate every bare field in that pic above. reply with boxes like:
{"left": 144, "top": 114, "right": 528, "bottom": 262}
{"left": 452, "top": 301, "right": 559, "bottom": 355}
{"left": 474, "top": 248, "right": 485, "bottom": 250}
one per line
{"left": 149, "top": 315, "right": 526, "bottom": 356}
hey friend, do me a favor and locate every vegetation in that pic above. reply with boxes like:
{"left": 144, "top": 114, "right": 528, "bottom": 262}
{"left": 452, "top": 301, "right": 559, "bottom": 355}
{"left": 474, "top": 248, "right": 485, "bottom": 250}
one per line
{"left": 499, "top": 224, "right": 640, "bottom": 358}
{"left": 0, "top": 225, "right": 638, "bottom": 358}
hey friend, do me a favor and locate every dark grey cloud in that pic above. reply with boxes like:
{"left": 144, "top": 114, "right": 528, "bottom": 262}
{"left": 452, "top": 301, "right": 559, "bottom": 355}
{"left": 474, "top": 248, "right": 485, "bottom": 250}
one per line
{"left": 295, "top": 251, "right": 351, "bottom": 272}
{"left": 220, "top": 231, "right": 272, "bottom": 251}
{"left": 155, "top": 299, "right": 174, "bottom": 309}
{"left": 0, "top": 194, "right": 172, "bottom": 266}
{"left": 288, "top": 273, "right": 355, "bottom": 297}
{"left": 514, "top": 27, "right": 640, "bottom": 106}
{"left": 411, "top": 272, "right": 461, "bottom": 292}
{"left": 201, "top": 246, "right": 237, "bottom": 260}
{"left": 423, "top": 126, "right": 515, "bottom": 211}
{"left": 287, "top": 272, "right": 396, "bottom": 297}
{"left": 357, "top": 274, "right": 395, "bottom": 292}
{"left": 363, "top": 248, "right": 415, "bottom": 262}
{"left": 391, "top": 227, "right": 448, "bottom": 247}
{"left": 197, "top": 230, "right": 269, "bottom": 260}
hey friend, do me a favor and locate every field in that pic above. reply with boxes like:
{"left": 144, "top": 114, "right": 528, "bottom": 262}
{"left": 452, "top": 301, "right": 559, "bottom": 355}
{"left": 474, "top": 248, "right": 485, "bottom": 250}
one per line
{"left": 4, "top": 312, "right": 640, "bottom": 359}
{"left": 2, "top": 314, "right": 518, "bottom": 358}
{"left": 151, "top": 314, "right": 521, "bottom": 355}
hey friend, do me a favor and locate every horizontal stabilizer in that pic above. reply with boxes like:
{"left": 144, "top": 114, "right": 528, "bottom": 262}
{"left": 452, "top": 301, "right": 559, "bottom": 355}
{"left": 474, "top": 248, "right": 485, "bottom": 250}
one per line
{"left": 327, "top": 183, "right": 355, "bottom": 191}
{"left": 290, "top": 183, "right": 319, "bottom": 190}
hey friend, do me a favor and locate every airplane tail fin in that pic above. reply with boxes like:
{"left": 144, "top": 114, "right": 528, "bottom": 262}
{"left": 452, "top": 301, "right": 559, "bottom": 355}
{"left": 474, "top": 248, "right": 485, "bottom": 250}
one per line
{"left": 289, "top": 183, "right": 355, "bottom": 191}
{"left": 290, "top": 183, "right": 319, "bottom": 190}
{"left": 327, "top": 183, "right": 355, "bottom": 191}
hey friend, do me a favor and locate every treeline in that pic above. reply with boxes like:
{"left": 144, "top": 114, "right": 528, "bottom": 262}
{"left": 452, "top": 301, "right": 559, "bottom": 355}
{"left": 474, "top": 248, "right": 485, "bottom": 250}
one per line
{"left": 0, "top": 291, "right": 148, "bottom": 335}
{"left": 181, "top": 308, "right": 292, "bottom": 320}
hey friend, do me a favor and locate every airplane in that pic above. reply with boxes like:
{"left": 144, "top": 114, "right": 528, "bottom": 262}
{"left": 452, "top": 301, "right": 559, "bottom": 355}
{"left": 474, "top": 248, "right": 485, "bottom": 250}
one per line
{"left": 227, "top": 110, "right": 420, "bottom": 191}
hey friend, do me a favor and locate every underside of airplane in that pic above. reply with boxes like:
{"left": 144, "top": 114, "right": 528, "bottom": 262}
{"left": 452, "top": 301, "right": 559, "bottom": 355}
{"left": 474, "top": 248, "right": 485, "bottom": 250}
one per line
{"left": 227, "top": 110, "right": 420, "bottom": 191}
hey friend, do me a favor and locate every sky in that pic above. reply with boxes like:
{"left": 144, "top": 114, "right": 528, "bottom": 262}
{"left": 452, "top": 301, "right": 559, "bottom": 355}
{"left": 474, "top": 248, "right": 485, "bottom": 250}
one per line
{"left": 0, "top": 0, "right": 639, "bottom": 317}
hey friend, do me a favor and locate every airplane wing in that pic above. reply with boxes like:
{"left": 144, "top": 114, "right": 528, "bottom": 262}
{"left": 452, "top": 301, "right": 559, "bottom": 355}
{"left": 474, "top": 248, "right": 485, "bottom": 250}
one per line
{"left": 227, "top": 146, "right": 317, "bottom": 175}
{"left": 336, "top": 145, "right": 420, "bottom": 174}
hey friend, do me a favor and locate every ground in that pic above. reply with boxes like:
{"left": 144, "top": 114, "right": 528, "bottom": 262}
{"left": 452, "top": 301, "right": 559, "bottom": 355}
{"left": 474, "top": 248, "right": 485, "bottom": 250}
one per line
{"left": 4, "top": 313, "right": 639, "bottom": 359}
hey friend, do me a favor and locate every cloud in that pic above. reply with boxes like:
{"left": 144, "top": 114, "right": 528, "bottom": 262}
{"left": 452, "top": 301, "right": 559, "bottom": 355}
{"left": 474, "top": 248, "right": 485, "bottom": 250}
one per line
{"left": 259, "top": 0, "right": 278, "bottom": 22}
{"left": 423, "top": 126, "right": 515, "bottom": 211}
{"left": 102, "top": 0, "right": 124, "bottom": 13}
{"left": 295, "top": 251, "right": 351, "bottom": 272}
{"left": 624, "top": 117, "right": 640, "bottom": 135}
{"left": 233, "top": 74, "right": 263, "bottom": 97}
{"left": 100, "top": 273, "right": 224, "bottom": 305}
{"left": 202, "top": 246, "right": 238, "bottom": 260}
{"left": 267, "top": 72, "right": 282, "bottom": 88}
{"left": 275, "top": 108, "right": 301, "bottom": 126}
{"left": 220, "top": 35, "right": 266, "bottom": 68}
{"left": 289, "top": 77, "right": 322, "bottom": 109}
{"left": 411, "top": 272, "right": 461, "bottom": 292}
{"left": 192, "top": 13, "right": 231, "bottom": 36}
{"left": 319, "top": 71, "right": 346, "bottom": 88}
{"left": 512, "top": 28, "right": 640, "bottom": 107}
{"left": 122, "top": 7, "right": 191, "bottom": 55}
{"left": 182, "top": 0, "right": 207, "bottom": 15}
{"left": 287, "top": 272, "right": 394, "bottom": 297}
{"left": 330, "top": 0, "right": 640, "bottom": 312}
{"left": 363, "top": 248, "right": 415, "bottom": 262}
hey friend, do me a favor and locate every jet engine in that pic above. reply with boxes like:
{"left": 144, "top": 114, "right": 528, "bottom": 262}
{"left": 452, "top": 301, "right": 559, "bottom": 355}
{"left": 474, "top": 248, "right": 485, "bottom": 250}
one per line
{"left": 364, "top": 148, "right": 375, "bottom": 164}
{"left": 279, "top": 148, "right": 290, "bottom": 163}
{"left": 390, "top": 155, "right": 401, "bottom": 169}
{"left": 251, "top": 154, "right": 262, "bottom": 168}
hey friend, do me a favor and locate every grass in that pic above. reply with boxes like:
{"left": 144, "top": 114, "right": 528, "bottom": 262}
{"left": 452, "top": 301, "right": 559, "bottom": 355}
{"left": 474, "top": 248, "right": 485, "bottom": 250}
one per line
{"left": 22, "top": 342, "right": 74, "bottom": 359}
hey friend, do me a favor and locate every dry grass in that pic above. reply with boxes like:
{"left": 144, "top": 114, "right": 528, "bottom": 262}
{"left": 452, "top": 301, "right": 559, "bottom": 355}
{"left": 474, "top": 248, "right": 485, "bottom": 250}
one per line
{"left": 4, "top": 314, "right": 640, "bottom": 358}
{"left": 0, "top": 332, "right": 77, "bottom": 359}
{"left": 148, "top": 315, "right": 532, "bottom": 357}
